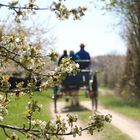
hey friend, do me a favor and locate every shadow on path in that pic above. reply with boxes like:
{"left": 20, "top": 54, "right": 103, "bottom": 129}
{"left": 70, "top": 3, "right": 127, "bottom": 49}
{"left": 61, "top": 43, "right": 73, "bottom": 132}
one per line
{"left": 50, "top": 102, "right": 97, "bottom": 140}
{"left": 61, "top": 105, "right": 90, "bottom": 113}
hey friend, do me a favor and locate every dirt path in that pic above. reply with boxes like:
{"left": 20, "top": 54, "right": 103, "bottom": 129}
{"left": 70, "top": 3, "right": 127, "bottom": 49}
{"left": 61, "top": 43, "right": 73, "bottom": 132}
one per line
{"left": 50, "top": 102, "right": 98, "bottom": 140}
{"left": 81, "top": 101, "right": 140, "bottom": 140}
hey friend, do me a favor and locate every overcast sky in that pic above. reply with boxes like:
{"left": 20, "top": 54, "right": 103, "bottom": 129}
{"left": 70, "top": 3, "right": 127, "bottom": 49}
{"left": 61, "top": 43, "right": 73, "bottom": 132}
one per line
{"left": 1, "top": 0, "right": 127, "bottom": 57}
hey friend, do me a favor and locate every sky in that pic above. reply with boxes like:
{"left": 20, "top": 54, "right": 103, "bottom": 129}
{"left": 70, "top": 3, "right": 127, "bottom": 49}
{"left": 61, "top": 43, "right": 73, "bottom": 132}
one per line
{"left": 46, "top": 0, "right": 127, "bottom": 57}
{"left": 1, "top": 0, "right": 127, "bottom": 57}
{"left": 53, "top": 11, "right": 127, "bottom": 57}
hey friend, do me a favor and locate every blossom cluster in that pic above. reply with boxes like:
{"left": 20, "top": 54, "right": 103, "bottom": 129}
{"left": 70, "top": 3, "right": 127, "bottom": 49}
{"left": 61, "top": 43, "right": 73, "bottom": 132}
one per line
{"left": 0, "top": 94, "right": 8, "bottom": 122}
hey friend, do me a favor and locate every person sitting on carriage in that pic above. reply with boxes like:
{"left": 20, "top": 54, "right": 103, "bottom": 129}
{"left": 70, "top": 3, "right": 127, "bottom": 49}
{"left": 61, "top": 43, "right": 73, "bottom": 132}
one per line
{"left": 58, "top": 50, "right": 68, "bottom": 65}
{"left": 69, "top": 50, "right": 80, "bottom": 61}
{"left": 75, "top": 43, "right": 91, "bottom": 69}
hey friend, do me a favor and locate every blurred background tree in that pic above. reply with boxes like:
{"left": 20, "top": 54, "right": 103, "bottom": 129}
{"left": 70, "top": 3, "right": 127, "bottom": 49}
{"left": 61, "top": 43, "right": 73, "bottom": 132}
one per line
{"left": 97, "top": 0, "right": 140, "bottom": 99}
{"left": 92, "top": 54, "right": 125, "bottom": 90}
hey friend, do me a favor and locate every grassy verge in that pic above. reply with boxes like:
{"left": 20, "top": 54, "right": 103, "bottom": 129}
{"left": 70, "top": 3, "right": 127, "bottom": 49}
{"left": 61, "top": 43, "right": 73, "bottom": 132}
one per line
{"left": 0, "top": 89, "right": 53, "bottom": 140}
{"left": 57, "top": 88, "right": 140, "bottom": 121}
{"left": 97, "top": 123, "right": 131, "bottom": 140}
{"left": 99, "top": 89, "right": 140, "bottom": 121}
{"left": 76, "top": 108, "right": 131, "bottom": 140}
{"left": 61, "top": 103, "right": 131, "bottom": 140}
{"left": 69, "top": 90, "right": 132, "bottom": 140}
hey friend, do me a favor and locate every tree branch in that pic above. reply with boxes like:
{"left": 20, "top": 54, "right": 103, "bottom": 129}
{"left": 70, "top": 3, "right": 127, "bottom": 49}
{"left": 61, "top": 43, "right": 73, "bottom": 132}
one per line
{"left": 2, "top": 128, "right": 11, "bottom": 138}
{"left": 0, "top": 3, "right": 48, "bottom": 11}
{"left": 0, "top": 123, "right": 95, "bottom": 136}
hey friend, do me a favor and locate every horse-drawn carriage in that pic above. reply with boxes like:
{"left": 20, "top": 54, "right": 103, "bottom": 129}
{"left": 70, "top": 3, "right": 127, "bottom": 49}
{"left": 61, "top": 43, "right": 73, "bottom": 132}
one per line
{"left": 53, "top": 60, "right": 98, "bottom": 113}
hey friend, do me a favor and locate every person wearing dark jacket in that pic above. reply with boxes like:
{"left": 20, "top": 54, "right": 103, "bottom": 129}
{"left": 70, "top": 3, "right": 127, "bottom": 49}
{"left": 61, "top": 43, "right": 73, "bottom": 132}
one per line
{"left": 75, "top": 43, "right": 91, "bottom": 69}
{"left": 69, "top": 50, "right": 79, "bottom": 61}
{"left": 75, "top": 43, "right": 90, "bottom": 60}
{"left": 58, "top": 50, "right": 68, "bottom": 65}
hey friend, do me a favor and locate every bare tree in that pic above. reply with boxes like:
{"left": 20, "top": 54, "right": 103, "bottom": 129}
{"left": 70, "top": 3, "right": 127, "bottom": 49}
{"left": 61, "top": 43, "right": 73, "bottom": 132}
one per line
{"left": 100, "top": 0, "right": 140, "bottom": 98}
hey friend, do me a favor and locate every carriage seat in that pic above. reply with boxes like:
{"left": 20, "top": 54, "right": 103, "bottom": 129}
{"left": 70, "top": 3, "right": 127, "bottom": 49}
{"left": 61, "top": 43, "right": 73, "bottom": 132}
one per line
{"left": 75, "top": 60, "right": 91, "bottom": 69}
{"left": 62, "top": 59, "right": 91, "bottom": 89}
{"left": 62, "top": 70, "right": 90, "bottom": 89}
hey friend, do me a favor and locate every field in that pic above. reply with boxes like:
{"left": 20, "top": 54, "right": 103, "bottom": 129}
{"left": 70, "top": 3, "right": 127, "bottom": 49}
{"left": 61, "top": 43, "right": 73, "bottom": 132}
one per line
{"left": 0, "top": 89, "right": 53, "bottom": 139}
{"left": 0, "top": 88, "right": 138, "bottom": 140}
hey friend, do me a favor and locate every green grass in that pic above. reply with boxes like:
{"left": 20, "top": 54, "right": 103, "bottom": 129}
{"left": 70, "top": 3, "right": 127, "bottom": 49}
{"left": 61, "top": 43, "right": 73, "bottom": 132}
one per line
{"left": 61, "top": 104, "right": 131, "bottom": 140}
{"left": 99, "top": 92, "right": 140, "bottom": 121}
{"left": 79, "top": 88, "right": 140, "bottom": 121}
{"left": 0, "top": 87, "right": 137, "bottom": 140}
{"left": 96, "top": 123, "right": 131, "bottom": 140}
{"left": 0, "top": 89, "right": 54, "bottom": 140}
{"left": 75, "top": 107, "right": 131, "bottom": 140}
